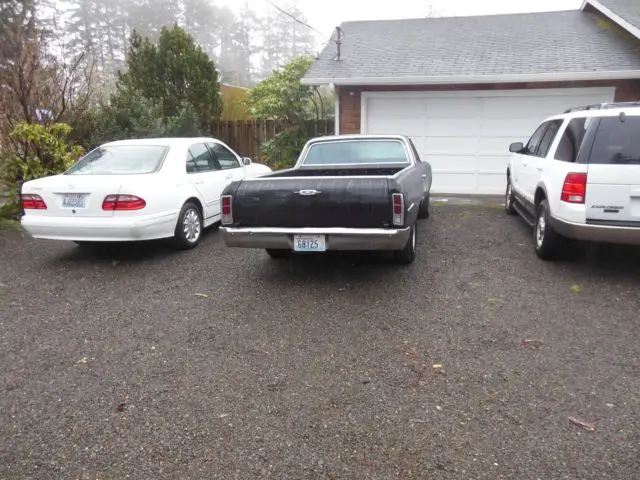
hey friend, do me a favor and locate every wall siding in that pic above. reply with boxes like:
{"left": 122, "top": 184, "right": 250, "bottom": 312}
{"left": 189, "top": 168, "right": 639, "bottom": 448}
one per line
{"left": 337, "top": 80, "right": 640, "bottom": 134}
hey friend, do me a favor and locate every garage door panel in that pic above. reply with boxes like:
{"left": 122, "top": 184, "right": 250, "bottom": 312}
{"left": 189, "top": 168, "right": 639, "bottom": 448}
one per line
{"left": 481, "top": 118, "right": 543, "bottom": 138}
{"left": 478, "top": 137, "right": 518, "bottom": 156}
{"left": 426, "top": 119, "right": 482, "bottom": 136}
{"left": 362, "top": 88, "right": 615, "bottom": 194}
{"left": 424, "top": 136, "right": 478, "bottom": 155}
{"left": 426, "top": 98, "right": 481, "bottom": 118}
{"left": 368, "top": 98, "right": 426, "bottom": 120}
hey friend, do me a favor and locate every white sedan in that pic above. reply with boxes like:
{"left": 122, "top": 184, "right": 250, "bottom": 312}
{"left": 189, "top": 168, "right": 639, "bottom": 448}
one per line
{"left": 20, "top": 137, "right": 271, "bottom": 249}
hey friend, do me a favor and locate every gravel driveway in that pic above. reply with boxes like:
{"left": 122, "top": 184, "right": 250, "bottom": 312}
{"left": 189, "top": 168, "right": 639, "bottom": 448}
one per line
{"left": 1, "top": 204, "right": 638, "bottom": 479}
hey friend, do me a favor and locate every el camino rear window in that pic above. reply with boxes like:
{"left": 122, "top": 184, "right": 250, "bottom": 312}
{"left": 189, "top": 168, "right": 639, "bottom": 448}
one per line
{"left": 302, "top": 140, "right": 409, "bottom": 165}
{"left": 66, "top": 145, "right": 169, "bottom": 175}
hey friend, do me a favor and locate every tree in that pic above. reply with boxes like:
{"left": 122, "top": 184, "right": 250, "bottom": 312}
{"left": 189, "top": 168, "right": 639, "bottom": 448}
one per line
{"left": 245, "top": 55, "right": 316, "bottom": 123}
{"left": 244, "top": 55, "right": 327, "bottom": 168}
{"left": 117, "top": 25, "right": 222, "bottom": 130}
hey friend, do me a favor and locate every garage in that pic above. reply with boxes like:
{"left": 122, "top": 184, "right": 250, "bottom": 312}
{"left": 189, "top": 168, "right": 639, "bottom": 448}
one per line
{"left": 360, "top": 88, "right": 615, "bottom": 194}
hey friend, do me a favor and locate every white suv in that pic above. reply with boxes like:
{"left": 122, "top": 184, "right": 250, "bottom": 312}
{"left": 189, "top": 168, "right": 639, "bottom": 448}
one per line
{"left": 505, "top": 102, "right": 640, "bottom": 260}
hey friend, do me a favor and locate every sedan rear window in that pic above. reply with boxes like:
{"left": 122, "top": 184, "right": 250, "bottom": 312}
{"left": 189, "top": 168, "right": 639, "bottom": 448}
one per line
{"left": 589, "top": 116, "right": 640, "bottom": 165}
{"left": 302, "top": 140, "right": 409, "bottom": 165}
{"left": 66, "top": 145, "right": 169, "bottom": 175}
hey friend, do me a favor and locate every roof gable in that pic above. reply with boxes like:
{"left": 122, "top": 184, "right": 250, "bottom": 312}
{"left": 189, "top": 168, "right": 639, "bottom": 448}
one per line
{"left": 584, "top": 0, "right": 640, "bottom": 39}
{"left": 303, "top": 10, "right": 640, "bottom": 85}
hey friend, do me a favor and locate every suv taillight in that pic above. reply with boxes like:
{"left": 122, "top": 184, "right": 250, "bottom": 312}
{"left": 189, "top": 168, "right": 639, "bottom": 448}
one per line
{"left": 21, "top": 194, "right": 47, "bottom": 210}
{"left": 392, "top": 193, "right": 404, "bottom": 226}
{"left": 221, "top": 195, "right": 233, "bottom": 225}
{"left": 560, "top": 173, "right": 587, "bottom": 204}
{"left": 102, "top": 195, "right": 146, "bottom": 211}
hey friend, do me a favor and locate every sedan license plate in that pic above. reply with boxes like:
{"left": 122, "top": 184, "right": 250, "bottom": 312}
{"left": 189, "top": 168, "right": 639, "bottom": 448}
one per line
{"left": 62, "top": 193, "right": 86, "bottom": 208}
{"left": 294, "top": 235, "right": 326, "bottom": 252}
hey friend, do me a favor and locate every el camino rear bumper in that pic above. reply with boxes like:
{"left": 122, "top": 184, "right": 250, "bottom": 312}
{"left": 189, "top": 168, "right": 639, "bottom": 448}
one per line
{"left": 220, "top": 226, "right": 411, "bottom": 251}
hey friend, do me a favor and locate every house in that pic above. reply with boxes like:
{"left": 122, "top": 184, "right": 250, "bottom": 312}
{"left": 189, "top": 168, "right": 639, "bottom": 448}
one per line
{"left": 302, "top": 0, "right": 640, "bottom": 194}
{"left": 220, "top": 83, "right": 252, "bottom": 121}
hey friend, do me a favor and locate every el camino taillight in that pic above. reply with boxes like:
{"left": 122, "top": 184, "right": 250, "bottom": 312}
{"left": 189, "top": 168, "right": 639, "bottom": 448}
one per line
{"left": 221, "top": 195, "right": 233, "bottom": 225}
{"left": 392, "top": 193, "right": 404, "bottom": 226}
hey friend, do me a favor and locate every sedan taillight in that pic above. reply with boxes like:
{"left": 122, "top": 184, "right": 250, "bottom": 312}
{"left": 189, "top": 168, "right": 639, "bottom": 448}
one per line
{"left": 102, "top": 195, "right": 146, "bottom": 211}
{"left": 22, "top": 194, "right": 47, "bottom": 210}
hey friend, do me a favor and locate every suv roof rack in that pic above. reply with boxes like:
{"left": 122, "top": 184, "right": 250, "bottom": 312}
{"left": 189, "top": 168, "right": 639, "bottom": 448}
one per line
{"left": 563, "top": 101, "right": 640, "bottom": 113}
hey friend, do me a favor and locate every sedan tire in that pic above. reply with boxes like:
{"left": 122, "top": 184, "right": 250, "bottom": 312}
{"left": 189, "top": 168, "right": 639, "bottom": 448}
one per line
{"left": 173, "top": 202, "right": 203, "bottom": 250}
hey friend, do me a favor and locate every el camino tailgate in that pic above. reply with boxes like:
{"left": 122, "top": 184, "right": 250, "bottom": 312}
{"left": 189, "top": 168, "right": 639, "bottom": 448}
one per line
{"left": 231, "top": 177, "right": 392, "bottom": 228}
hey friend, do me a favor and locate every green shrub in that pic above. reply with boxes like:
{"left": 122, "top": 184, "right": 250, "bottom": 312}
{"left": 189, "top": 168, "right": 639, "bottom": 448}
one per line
{"left": 260, "top": 128, "right": 308, "bottom": 170}
{"left": 0, "top": 122, "right": 84, "bottom": 217}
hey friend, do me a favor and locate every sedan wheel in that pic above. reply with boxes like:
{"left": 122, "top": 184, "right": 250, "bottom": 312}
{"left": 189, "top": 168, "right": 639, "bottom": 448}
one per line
{"left": 173, "top": 202, "right": 202, "bottom": 250}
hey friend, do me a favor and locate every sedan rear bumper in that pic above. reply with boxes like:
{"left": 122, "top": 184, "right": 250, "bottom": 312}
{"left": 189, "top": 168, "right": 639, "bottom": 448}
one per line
{"left": 21, "top": 212, "right": 178, "bottom": 242}
{"left": 221, "top": 226, "right": 411, "bottom": 251}
{"left": 550, "top": 217, "right": 640, "bottom": 245}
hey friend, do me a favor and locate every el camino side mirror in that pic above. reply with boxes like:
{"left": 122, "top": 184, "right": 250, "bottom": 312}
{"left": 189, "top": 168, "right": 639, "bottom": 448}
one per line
{"left": 509, "top": 142, "right": 525, "bottom": 153}
{"left": 242, "top": 157, "right": 252, "bottom": 166}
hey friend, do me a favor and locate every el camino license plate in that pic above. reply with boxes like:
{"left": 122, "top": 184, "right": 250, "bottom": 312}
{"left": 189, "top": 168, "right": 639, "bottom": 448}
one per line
{"left": 62, "top": 193, "right": 86, "bottom": 208}
{"left": 293, "top": 235, "right": 326, "bottom": 252}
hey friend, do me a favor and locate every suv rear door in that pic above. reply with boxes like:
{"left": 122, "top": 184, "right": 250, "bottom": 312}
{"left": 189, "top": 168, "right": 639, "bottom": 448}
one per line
{"left": 584, "top": 114, "right": 640, "bottom": 225}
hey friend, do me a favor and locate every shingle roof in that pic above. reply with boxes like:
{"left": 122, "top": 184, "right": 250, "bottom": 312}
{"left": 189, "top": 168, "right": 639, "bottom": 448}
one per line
{"left": 302, "top": 10, "right": 640, "bottom": 84}
{"left": 593, "top": 0, "right": 640, "bottom": 34}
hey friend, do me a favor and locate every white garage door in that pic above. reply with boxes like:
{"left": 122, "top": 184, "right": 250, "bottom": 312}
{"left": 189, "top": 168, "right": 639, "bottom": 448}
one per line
{"left": 361, "top": 88, "right": 615, "bottom": 194}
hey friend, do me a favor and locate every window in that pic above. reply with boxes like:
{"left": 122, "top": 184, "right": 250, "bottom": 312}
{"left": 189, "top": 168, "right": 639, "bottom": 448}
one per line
{"left": 536, "top": 120, "right": 563, "bottom": 158}
{"left": 302, "top": 139, "right": 409, "bottom": 165}
{"left": 208, "top": 143, "right": 240, "bottom": 169}
{"left": 408, "top": 138, "right": 423, "bottom": 163}
{"left": 588, "top": 116, "right": 640, "bottom": 165}
{"left": 66, "top": 145, "right": 168, "bottom": 175}
{"left": 524, "top": 122, "right": 550, "bottom": 156}
{"left": 555, "top": 118, "right": 588, "bottom": 163}
{"left": 186, "top": 143, "right": 216, "bottom": 173}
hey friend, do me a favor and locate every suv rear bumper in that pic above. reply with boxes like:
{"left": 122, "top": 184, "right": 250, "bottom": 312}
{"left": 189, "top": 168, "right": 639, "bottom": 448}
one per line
{"left": 221, "top": 226, "right": 411, "bottom": 251}
{"left": 550, "top": 217, "right": 640, "bottom": 245}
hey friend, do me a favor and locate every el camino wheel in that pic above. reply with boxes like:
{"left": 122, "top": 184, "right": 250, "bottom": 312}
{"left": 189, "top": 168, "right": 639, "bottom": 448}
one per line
{"left": 394, "top": 223, "right": 417, "bottom": 265}
{"left": 173, "top": 202, "right": 202, "bottom": 250}
{"left": 505, "top": 177, "right": 516, "bottom": 215}
{"left": 418, "top": 194, "right": 430, "bottom": 219}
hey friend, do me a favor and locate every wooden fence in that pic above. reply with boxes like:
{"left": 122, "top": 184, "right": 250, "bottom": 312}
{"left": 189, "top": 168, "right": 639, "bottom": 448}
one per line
{"left": 209, "top": 119, "right": 334, "bottom": 161}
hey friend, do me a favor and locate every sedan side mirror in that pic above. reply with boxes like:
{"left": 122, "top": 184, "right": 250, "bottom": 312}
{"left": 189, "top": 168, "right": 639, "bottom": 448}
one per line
{"left": 509, "top": 142, "right": 525, "bottom": 153}
{"left": 242, "top": 157, "right": 252, "bottom": 166}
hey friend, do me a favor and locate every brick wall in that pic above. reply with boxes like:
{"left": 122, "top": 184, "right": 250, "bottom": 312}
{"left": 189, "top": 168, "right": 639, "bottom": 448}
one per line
{"left": 336, "top": 80, "right": 640, "bottom": 134}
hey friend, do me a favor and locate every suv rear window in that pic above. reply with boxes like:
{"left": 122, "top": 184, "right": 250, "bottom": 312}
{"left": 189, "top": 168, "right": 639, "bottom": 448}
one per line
{"left": 66, "top": 145, "right": 169, "bottom": 175}
{"left": 302, "top": 140, "right": 409, "bottom": 165}
{"left": 589, "top": 116, "right": 640, "bottom": 165}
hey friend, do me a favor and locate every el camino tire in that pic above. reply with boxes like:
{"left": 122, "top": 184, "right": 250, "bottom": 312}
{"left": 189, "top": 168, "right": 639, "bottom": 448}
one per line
{"left": 394, "top": 223, "right": 417, "bottom": 265}
{"left": 266, "top": 249, "right": 291, "bottom": 259}
{"left": 418, "top": 194, "right": 430, "bottom": 219}
{"left": 173, "top": 202, "right": 202, "bottom": 250}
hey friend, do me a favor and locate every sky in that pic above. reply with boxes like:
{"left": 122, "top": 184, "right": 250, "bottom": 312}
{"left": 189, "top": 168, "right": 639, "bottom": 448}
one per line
{"left": 218, "top": 0, "right": 584, "bottom": 42}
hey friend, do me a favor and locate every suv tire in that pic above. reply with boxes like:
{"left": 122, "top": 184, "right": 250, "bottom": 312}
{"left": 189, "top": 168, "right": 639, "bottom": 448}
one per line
{"left": 534, "top": 200, "right": 563, "bottom": 260}
{"left": 505, "top": 177, "right": 516, "bottom": 215}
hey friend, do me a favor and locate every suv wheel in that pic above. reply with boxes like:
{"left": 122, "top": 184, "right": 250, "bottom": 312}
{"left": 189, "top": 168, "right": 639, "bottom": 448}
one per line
{"left": 505, "top": 177, "right": 516, "bottom": 215}
{"left": 534, "top": 200, "right": 562, "bottom": 260}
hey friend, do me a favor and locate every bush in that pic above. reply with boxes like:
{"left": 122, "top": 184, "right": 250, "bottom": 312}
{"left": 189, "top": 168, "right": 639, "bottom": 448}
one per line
{"left": 0, "top": 122, "right": 84, "bottom": 217}
{"left": 260, "top": 128, "right": 308, "bottom": 170}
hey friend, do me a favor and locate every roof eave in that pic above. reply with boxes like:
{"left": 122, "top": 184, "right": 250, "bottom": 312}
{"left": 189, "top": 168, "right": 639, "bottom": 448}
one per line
{"left": 583, "top": 0, "right": 640, "bottom": 40}
{"left": 301, "top": 71, "right": 640, "bottom": 86}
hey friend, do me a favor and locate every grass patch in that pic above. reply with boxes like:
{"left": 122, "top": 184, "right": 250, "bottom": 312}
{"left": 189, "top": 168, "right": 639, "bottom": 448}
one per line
{"left": 570, "top": 283, "right": 583, "bottom": 294}
{"left": 0, "top": 217, "right": 21, "bottom": 231}
{"left": 431, "top": 201, "right": 449, "bottom": 207}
